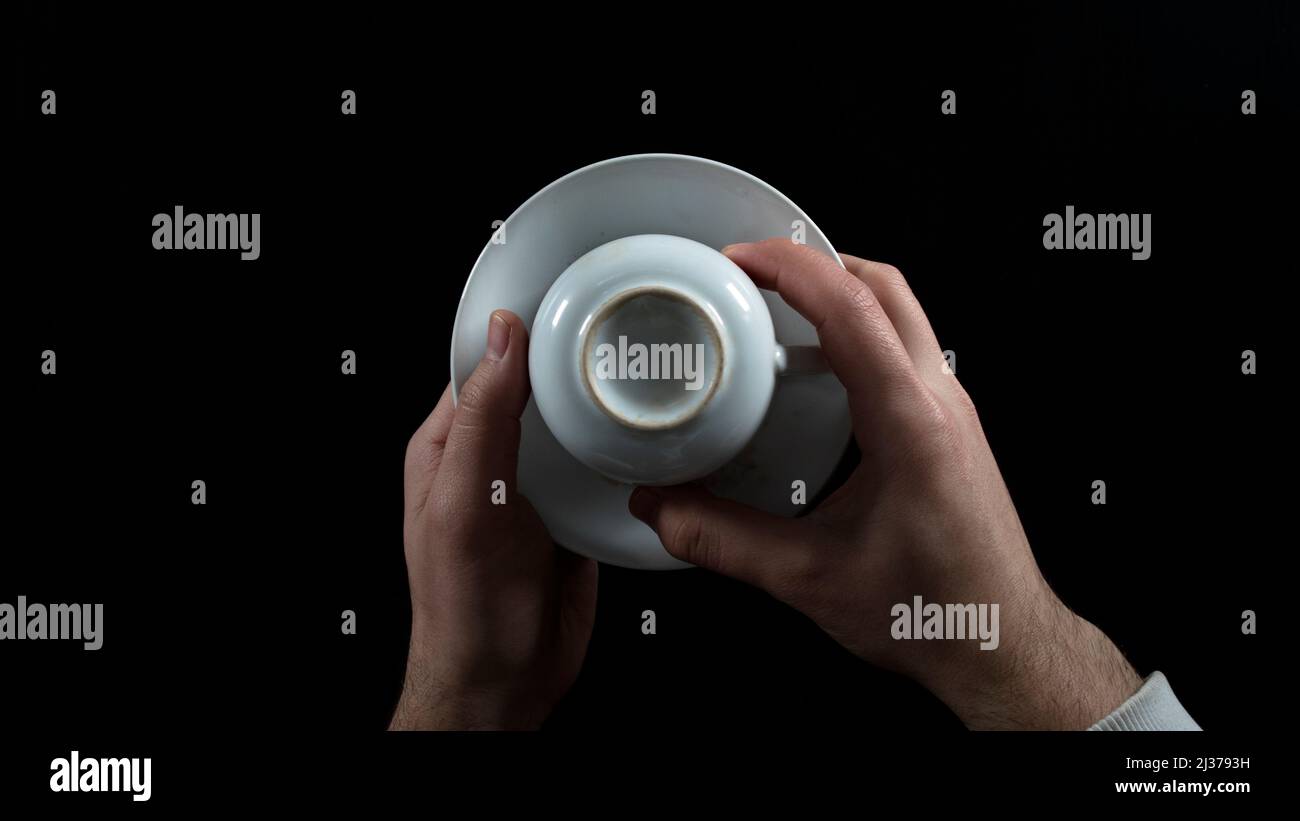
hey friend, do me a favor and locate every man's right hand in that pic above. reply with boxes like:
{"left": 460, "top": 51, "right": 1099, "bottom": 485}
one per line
{"left": 629, "top": 239, "right": 1141, "bottom": 730}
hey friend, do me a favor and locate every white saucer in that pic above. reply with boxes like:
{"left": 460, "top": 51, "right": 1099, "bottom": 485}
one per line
{"left": 451, "top": 154, "right": 852, "bottom": 570}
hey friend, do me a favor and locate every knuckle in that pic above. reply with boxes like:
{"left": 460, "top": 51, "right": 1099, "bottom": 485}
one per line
{"left": 909, "top": 391, "right": 965, "bottom": 462}
{"left": 668, "top": 512, "right": 719, "bottom": 569}
{"left": 919, "top": 412, "right": 980, "bottom": 486}
{"left": 933, "top": 408, "right": 965, "bottom": 457}
{"left": 456, "top": 370, "right": 495, "bottom": 413}
{"left": 838, "top": 273, "right": 879, "bottom": 319}
{"left": 949, "top": 383, "right": 981, "bottom": 423}
{"left": 450, "top": 414, "right": 494, "bottom": 452}
{"left": 881, "top": 267, "right": 916, "bottom": 305}
{"left": 779, "top": 547, "right": 824, "bottom": 601}
{"left": 877, "top": 262, "right": 907, "bottom": 288}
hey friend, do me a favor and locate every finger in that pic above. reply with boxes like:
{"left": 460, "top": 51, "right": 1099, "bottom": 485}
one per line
{"left": 439, "top": 310, "right": 532, "bottom": 510}
{"left": 839, "top": 254, "right": 947, "bottom": 380}
{"left": 403, "top": 383, "right": 455, "bottom": 514}
{"left": 629, "top": 484, "right": 805, "bottom": 595}
{"left": 723, "top": 239, "right": 925, "bottom": 431}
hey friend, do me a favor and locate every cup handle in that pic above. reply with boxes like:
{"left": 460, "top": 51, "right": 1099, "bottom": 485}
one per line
{"left": 775, "top": 345, "right": 830, "bottom": 375}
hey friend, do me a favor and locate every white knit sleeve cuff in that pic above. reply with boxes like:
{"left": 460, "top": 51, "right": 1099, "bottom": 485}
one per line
{"left": 1088, "top": 671, "right": 1202, "bottom": 731}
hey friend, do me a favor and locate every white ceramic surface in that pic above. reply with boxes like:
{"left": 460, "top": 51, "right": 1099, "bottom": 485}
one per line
{"left": 451, "top": 154, "right": 852, "bottom": 570}
{"left": 530, "top": 234, "right": 799, "bottom": 486}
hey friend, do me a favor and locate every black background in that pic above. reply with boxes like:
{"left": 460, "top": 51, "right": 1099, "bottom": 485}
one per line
{"left": 3, "top": 2, "right": 1290, "bottom": 805}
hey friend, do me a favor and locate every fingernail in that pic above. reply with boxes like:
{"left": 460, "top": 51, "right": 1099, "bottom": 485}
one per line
{"left": 721, "top": 243, "right": 744, "bottom": 256}
{"left": 627, "top": 486, "right": 662, "bottom": 523}
{"left": 486, "top": 311, "right": 511, "bottom": 361}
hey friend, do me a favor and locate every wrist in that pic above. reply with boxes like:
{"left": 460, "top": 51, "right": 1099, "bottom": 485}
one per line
{"left": 391, "top": 679, "right": 542, "bottom": 731}
{"left": 924, "top": 593, "right": 1141, "bottom": 730}
{"left": 389, "top": 623, "right": 545, "bottom": 731}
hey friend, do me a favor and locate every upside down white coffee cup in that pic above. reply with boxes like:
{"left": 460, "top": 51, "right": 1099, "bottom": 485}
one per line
{"left": 529, "top": 234, "right": 828, "bottom": 486}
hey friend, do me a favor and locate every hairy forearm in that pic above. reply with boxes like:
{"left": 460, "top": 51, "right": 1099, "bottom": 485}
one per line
{"left": 926, "top": 596, "right": 1142, "bottom": 731}
{"left": 389, "top": 631, "right": 545, "bottom": 731}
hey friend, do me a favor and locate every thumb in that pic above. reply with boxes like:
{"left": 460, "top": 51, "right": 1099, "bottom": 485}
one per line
{"left": 439, "top": 310, "right": 531, "bottom": 509}
{"left": 628, "top": 484, "right": 803, "bottom": 593}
